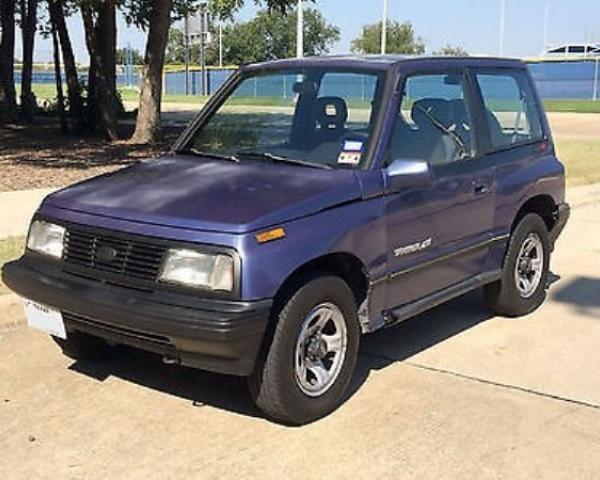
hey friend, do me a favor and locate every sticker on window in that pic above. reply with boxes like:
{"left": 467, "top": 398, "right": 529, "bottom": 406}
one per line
{"left": 337, "top": 140, "right": 363, "bottom": 165}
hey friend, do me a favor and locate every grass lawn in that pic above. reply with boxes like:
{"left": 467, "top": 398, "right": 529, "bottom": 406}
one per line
{"left": 554, "top": 138, "right": 600, "bottom": 186}
{"left": 543, "top": 99, "right": 600, "bottom": 114}
{"left": 22, "top": 84, "right": 209, "bottom": 106}
{"left": 0, "top": 237, "right": 24, "bottom": 296}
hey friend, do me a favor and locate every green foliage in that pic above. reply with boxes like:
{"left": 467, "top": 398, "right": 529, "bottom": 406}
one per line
{"left": 165, "top": 27, "right": 199, "bottom": 64}
{"left": 210, "top": 0, "right": 313, "bottom": 20}
{"left": 117, "top": 46, "right": 144, "bottom": 64}
{"left": 351, "top": 20, "right": 425, "bottom": 55}
{"left": 208, "top": 8, "right": 339, "bottom": 65}
{"left": 166, "top": 7, "right": 339, "bottom": 65}
{"left": 119, "top": 0, "right": 307, "bottom": 29}
{"left": 434, "top": 44, "right": 469, "bottom": 56}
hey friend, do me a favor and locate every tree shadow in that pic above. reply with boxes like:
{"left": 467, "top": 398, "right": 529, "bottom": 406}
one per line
{"left": 0, "top": 121, "right": 182, "bottom": 168}
{"left": 0, "top": 119, "right": 184, "bottom": 191}
{"left": 550, "top": 276, "right": 600, "bottom": 318}
{"left": 67, "top": 289, "right": 494, "bottom": 423}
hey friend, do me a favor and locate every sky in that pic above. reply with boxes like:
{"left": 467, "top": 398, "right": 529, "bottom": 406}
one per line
{"left": 16, "top": 0, "right": 600, "bottom": 64}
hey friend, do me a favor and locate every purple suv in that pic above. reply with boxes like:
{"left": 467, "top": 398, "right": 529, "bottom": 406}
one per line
{"left": 3, "top": 56, "right": 569, "bottom": 424}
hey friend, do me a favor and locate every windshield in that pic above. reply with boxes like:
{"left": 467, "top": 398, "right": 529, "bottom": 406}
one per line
{"left": 183, "top": 68, "right": 386, "bottom": 169}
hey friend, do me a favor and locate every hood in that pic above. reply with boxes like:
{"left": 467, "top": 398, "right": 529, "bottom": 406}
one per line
{"left": 43, "top": 155, "right": 363, "bottom": 234}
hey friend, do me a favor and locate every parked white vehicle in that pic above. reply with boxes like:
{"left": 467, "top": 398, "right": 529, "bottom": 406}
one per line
{"left": 543, "top": 43, "right": 600, "bottom": 58}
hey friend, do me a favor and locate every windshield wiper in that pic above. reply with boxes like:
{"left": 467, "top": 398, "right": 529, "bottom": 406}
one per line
{"left": 177, "top": 147, "right": 240, "bottom": 163}
{"left": 236, "top": 151, "right": 333, "bottom": 170}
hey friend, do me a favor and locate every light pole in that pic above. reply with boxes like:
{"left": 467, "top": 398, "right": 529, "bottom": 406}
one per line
{"left": 296, "top": 0, "right": 304, "bottom": 58}
{"left": 184, "top": 14, "right": 190, "bottom": 95}
{"left": 543, "top": 0, "right": 550, "bottom": 53}
{"left": 499, "top": 0, "right": 506, "bottom": 56}
{"left": 219, "top": 23, "right": 223, "bottom": 68}
{"left": 381, "top": 0, "right": 388, "bottom": 55}
{"left": 594, "top": 57, "right": 599, "bottom": 101}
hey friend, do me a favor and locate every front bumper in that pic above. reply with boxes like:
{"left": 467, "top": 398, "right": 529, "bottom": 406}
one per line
{"left": 2, "top": 255, "right": 272, "bottom": 376}
{"left": 549, "top": 202, "right": 570, "bottom": 249}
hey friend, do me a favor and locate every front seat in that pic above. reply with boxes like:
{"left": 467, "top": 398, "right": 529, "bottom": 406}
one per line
{"left": 314, "top": 96, "right": 348, "bottom": 143}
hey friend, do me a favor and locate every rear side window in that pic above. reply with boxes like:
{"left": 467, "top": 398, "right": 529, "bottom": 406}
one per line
{"left": 476, "top": 71, "right": 544, "bottom": 150}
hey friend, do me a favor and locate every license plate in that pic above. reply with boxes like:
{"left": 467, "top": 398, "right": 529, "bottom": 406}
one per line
{"left": 23, "top": 299, "right": 66, "bottom": 339}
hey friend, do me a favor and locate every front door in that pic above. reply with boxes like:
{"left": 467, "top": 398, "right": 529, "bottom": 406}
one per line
{"left": 383, "top": 71, "right": 495, "bottom": 310}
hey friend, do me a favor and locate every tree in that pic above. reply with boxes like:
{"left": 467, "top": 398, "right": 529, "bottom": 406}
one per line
{"left": 117, "top": 47, "right": 144, "bottom": 64}
{"left": 49, "top": 0, "right": 68, "bottom": 132}
{"left": 129, "top": 0, "right": 307, "bottom": 144}
{"left": 351, "top": 20, "right": 425, "bottom": 55}
{"left": 0, "top": 0, "right": 18, "bottom": 123}
{"left": 434, "top": 44, "right": 469, "bottom": 56}
{"left": 80, "top": 0, "right": 119, "bottom": 140}
{"left": 20, "top": 0, "right": 38, "bottom": 121}
{"left": 165, "top": 27, "right": 198, "bottom": 64}
{"left": 210, "top": 0, "right": 314, "bottom": 20}
{"left": 213, "top": 8, "right": 339, "bottom": 65}
{"left": 130, "top": 0, "right": 174, "bottom": 143}
{"left": 49, "top": 0, "right": 85, "bottom": 129}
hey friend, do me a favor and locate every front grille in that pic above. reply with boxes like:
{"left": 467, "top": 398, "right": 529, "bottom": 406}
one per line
{"left": 63, "top": 227, "right": 166, "bottom": 282}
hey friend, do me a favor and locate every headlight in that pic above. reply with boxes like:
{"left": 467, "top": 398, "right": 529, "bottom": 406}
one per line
{"left": 27, "top": 220, "right": 65, "bottom": 259}
{"left": 158, "top": 249, "right": 235, "bottom": 292}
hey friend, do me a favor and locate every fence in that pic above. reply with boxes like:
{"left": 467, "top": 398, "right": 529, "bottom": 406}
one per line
{"left": 14, "top": 59, "right": 600, "bottom": 101}
{"left": 528, "top": 60, "right": 600, "bottom": 99}
{"left": 163, "top": 62, "right": 600, "bottom": 100}
{"left": 13, "top": 70, "right": 140, "bottom": 89}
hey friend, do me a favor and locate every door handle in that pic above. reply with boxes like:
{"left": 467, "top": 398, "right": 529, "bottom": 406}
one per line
{"left": 473, "top": 183, "right": 490, "bottom": 195}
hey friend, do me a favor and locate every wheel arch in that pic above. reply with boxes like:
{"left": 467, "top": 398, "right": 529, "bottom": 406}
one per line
{"left": 511, "top": 194, "right": 558, "bottom": 234}
{"left": 266, "top": 252, "right": 371, "bottom": 334}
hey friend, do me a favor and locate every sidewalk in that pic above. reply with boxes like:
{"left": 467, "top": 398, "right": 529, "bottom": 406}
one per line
{"left": 0, "top": 188, "right": 57, "bottom": 240}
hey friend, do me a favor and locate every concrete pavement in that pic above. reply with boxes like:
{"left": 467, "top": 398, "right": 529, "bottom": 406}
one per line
{"left": 0, "top": 188, "right": 56, "bottom": 240}
{"left": 0, "top": 184, "right": 599, "bottom": 478}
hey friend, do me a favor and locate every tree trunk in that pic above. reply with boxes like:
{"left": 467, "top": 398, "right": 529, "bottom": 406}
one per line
{"left": 81, "top": 2, "right": 118, "bottom": 140}
{"left": 49, "top": 2, "right": 67, "bottom": 133}
{"left": 130, "top": 0, "right": 173, "bottom": 144}
{"left": 87, "top": 58, "right": 97, "bottom": 129}
{"left": 20, "top": 0, "right": 37, "bottom": 121}
{"left": 81, "top": 5, "right": 97, "bottom": 129}
{"left": 0, "top": 0, "right": 17, "bottom": 123}
{"left": 50, "top": 0, "right": 84, "bottom": 129}
{"left": 96, "top": 0, "right": 117, "bottom": 106}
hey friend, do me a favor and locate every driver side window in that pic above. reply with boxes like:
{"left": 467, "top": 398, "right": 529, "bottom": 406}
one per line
{"left": 387, "top": 72, "right": 475, "bottom": 167}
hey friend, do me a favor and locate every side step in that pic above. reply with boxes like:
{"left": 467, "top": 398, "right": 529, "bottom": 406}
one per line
{"left": 384, "top": 270, "right": 502, "bottom": 328}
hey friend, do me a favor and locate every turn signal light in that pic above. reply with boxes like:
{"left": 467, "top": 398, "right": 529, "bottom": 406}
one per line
{"left": 255, "top": 227, "right": 286, "bottom": 244}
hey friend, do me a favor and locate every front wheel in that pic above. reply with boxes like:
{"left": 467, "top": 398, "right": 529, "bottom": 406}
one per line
{"left": 484, "top": 213, "right": 551, "bottom": 316}
{"left": 249, "top": 275, "right": 360, "bottom": 425}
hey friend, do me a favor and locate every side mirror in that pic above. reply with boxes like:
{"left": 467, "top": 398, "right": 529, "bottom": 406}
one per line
{"left": 384, "top": 158, "right": 432, "bottom": 194}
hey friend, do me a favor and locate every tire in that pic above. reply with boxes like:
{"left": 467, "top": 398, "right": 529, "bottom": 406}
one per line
{"left": 52, "top": 331, "right": 116, "bottom": 362}
{"left": 248, "top": 275, "right": 360, "bottom": 425}
{"left": 484, "top": 213, "right": 551, "bottom": 317}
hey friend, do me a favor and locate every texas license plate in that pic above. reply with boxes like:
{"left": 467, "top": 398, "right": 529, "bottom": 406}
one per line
{"left": 23, "top": 299, "right": 66, "bottom": 339}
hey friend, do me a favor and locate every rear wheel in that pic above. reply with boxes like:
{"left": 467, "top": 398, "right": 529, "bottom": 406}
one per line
{"left": 484, "top": 213, "right": 550, "bottom": 316}
{"left": 249, "top": 275, "right": 360, "bottom": 425}
{"left": 52, "top": 331, "right": 116, "bottom": 361}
